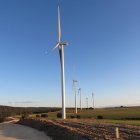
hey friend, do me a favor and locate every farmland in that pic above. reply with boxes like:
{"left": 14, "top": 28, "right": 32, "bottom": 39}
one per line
{"left": 21, "top": 106, "right": 140, "bottom": 140}
{"left": 1, "top": 106, "right": 140, "bottom": 139}
{"left": 35, "top": 106, "right": 140, "bottom": 124}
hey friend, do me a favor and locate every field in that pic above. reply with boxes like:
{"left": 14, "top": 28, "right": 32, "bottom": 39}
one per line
{"left": 22, "top": 107, "right": 140, "bottom": 139}
{"left": 35, "top": 107, "right": 140, "bottom": 125}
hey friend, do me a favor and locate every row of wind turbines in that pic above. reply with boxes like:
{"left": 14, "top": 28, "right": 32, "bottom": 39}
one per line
{"left": 49, "top": 6, "right": 94, "bottom": 119}
{"left": 73, "top": 80, "right": 95, "bottom": 114}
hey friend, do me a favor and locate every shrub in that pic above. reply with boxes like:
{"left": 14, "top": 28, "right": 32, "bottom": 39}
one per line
{"left": 70, "top": 115, "right": 76, "bottom": 119}
{"left": 124, "top": 117, "right": 140, "bottom": 120}
{"left": 76, "top": 115, "right": 81, "bottom": 119}
{"left": 0, "top": 117, "right": 5, "bottom": 123}
{"left": 41, "top": 114, "right": 48, "bottom": 118}
{"left": 57, "top": 112, "right": 62, "bottom": 118}
{"left": 21, "top": 114, "right": 29, "bottom": 119}
{"left": 36, "top": 114, "right": 40, "bottom": 118}
{"left": 97, "top": 115, "right": 104, "bottom": 119}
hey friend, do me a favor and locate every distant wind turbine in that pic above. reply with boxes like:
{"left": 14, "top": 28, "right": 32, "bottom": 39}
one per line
{"left": 50, "top": 6, "right": 68, "bottom": 119}
{"left": 73, "top": 80, "right": 77, "bottom": 114}
{"left": 92, "top": 92, "right": 95, "bottom": 110}
{"left": 86, "top": 97, "right": 88, "bottom": 109}
{"left": 78, "top": 88, "right": 82, "bottom": 110}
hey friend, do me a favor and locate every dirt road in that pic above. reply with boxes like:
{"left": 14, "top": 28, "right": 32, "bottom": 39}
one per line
{"left": 0, "top": 121, "right": 52, "bottom": 140}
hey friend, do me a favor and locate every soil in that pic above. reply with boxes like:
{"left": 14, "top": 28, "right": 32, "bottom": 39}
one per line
{"left": 18, "top": 118, "right": 140, "bottom": 140}
{"left": 53, "top": 119, "right": 140, "bottom": 140}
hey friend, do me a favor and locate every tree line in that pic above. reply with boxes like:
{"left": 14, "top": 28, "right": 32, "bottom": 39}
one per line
{"left": 0, "top": 105, "right": 61, "bottom": 122}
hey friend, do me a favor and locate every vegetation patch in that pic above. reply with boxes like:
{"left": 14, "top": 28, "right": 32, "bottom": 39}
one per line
{"left": 97, "top": 115, "right": 104, "bottom": 119}
{"left": 36, "top": 114, "right": 40, "bottom": 118}
{"left": 41, "top": 114, "right": 48, "bottom": 118}
{"left": 76, "top": 115, "right": 81, "bottom": 119}
{"left": 57, "top": 112, "right": 62, "bottom": 118}
{"left": 70, "top": 115, "right": 76, "bottom": 119}
{"left": 0, "top": 117, "right": 5, "bottom": 123}
{"left": 123, "top": 117, "right": 140, "bottom": 120}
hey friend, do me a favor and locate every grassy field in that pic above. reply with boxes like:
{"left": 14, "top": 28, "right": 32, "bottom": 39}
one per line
{"left": 45, "top": 107, "right": 140, "bottom": 119}
{"left": 98, "top": 119, "right": 140, "bottom": 125}
{"left": 29, "top": 106, "right": 140, "bottom": 125}
{"left": 18, "top": 107, "right": 140, "bottom": 139}
{"left": 68, "top": 107, "right": 140, "bottom": 119}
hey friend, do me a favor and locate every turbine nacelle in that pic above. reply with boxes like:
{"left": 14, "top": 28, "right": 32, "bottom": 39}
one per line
{"left": 59, "top": 42, "right": 69, "bottom": 46}
{"left": 73, "top": 80, "right": 77, "bottom": 83}
{"left": 51, "top": 41, "right": 68, "bottom": 52}
{"left": 78, "top": 88, "right": 81, "bottom": 94}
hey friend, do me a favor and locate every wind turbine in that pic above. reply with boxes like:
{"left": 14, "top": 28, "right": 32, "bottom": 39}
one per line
{"left": 73, "top": 80, "right": 77, "bottom": 114}
{"left": 51, "top": 6, "right": 68, "bottom": 119}
{"left": 86, "top": 97, "right": 88, "bottom": 109}
{"left": 78, "top": 88, "right": 82, "bottom": 110}
{"left": 92, "top": 92, "right": 95, "bottom": 110}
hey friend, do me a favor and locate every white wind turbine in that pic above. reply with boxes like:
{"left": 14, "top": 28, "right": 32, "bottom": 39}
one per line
{"left": 92, "top": 92, "right": 95, "bottom": 110}
{"left": 50, "top": 6, "right": 68, "bottom": 119}
{"left": 86, "top": 97, "right": 88, "bottom": 109}
{"left": 78, "top": 88, "right": 82, "bottom": 110}
{"left": 73, "top": 80, "right": 77, "bottom": 114}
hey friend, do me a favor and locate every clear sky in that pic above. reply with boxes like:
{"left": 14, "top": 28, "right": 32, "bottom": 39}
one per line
{"left": 0, "top": 0, "right": 140, "bottom": 107}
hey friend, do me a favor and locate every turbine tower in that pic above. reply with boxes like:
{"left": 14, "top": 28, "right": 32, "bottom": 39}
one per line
{"left": 51, "top": 6, "right": 68, "bottom": 119}
{"left": 78, "top": 88, "right": 82, "bottom": 110}
{"left": 86, "top": 97, "right": 88, "bottom": 109}
{"left": 92, "top": 92, "right": 94, "bottom": 110}
{"left": 73, "top": 80, "right": 77, "bottom": 114}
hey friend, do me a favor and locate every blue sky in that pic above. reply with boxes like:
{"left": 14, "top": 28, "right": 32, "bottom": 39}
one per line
{"left": 0, "top": 0, "right": 140, "bottom": 107}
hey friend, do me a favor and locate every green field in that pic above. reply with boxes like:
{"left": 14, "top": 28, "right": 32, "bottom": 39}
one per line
{"left": 45, "top": 107, "right": 140, "bottom": 119}
{"left": 97, "top": 119, "right": 140, "bottom": 125}
{"left": 68, "top": 107, "right": 140, "bottom": 119}
{"left": 31, "top": 107, "right": 140, "bottom": 125}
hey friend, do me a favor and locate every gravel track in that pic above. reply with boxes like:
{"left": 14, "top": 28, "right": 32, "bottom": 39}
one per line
{"left": 0, "top": 121, "right": 52, "bottom": 140}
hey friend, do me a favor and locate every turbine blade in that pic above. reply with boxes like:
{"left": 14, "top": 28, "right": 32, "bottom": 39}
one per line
{"left": 51, "top": 43, "right": 59, "bottom": 52}
{"left": 58, "top": 6, "right": 61, "bottom": 42}
{"left": 45, "top": 43, "right": 59, "bottom": 55}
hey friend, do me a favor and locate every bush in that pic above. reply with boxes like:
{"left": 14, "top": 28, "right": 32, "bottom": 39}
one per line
{"left": 41, "top": 114, "right": 48, "bottom": 118}
{"left": 36, "top": 114, "right": 40, "bottom": 118}
{"left": 57, "top": 112, "right": 62, "bottom": 118}
{"left": 70, "top": 115, "right": 76, "bottom": 119}
{"left": 76, "top": 115, "right": 81, "bottom": 119}
{"left": 0, "top": 117, "right": 5, "bottom": 123}
{"left": 21, "top": 114, "right": 29, "bottom": 119}
{"left": 124, "top": 117, "right": 140, "bottom": 120}
{"left": 97, "top": 115, "right": 104, "bottom": 119}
